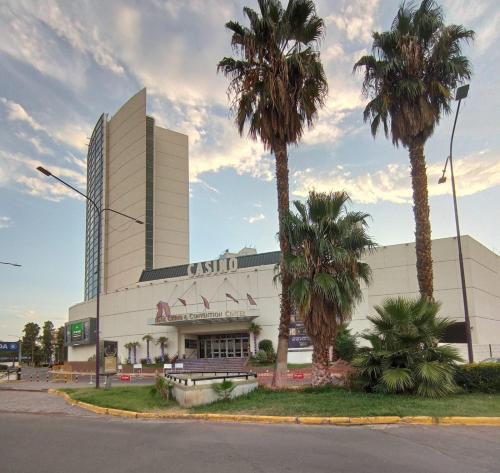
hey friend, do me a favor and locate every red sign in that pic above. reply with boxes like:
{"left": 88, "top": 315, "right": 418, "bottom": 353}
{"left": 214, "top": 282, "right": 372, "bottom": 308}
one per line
{"left": 292, "top": 372, "right": 304, "bottom": 380}
{"left": 120, "top": 375, "right": 131, "bottom": 382}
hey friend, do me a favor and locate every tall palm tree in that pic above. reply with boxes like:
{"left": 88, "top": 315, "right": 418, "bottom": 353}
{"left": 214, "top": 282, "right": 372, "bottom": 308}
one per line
{"left": 248, "top": 322, "right": 262, "bottom": 355}
{"left": 218, "top": 0, "right": 328, "bottom": 386}
{"left": 353, "top": 0, "right": 474, "bottom": 300}
{"left": 156, "top": 336, "right": 168, "bottom": 361}
{"left": 283, "top": 191, "right": 375, "bottom": 386}
{"left": 142, "top": 335, "right": 154, "bottom": 364}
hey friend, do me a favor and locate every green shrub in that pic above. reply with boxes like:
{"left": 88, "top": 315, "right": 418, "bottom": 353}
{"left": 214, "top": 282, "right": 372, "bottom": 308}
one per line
{"left": 258, "top": 339, "right": 273, "bottom": 353}
{"left": 256, "top": 349, "right": 270, "bottom": 364}
{"left": 353, "top": 297, "right": 462, "bottom": 397}
{"left": 455, "top": 363, "right": 500, "bottom": 394}
{"left": 212, "top": 380, "right": 236, "bottom": 400}
{"left": 150, "top": 375, "right": 174, "bottom": 401}
{"left": 334, "top": 327, "right": 358, "bottom": 361}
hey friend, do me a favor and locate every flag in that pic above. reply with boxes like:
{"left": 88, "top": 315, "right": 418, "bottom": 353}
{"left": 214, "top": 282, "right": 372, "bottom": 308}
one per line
{"left": 226, "top": 293, "right": 239, "bottom": 303}
{"left": 178, "top": 298, "right": 187, "bottom": 306}
{"left": 201, "top": 295, "right": 210, "bottom": 309}
{"left": 156, "top": 301, "right": 171, "bottom": 321}
{"left": 247, "top": 293, "right": 257, "bottom": 306}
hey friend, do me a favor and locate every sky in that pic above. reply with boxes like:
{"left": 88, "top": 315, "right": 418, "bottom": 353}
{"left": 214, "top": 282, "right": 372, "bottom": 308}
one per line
{"left": 0, "top": 0, "right": 499, "bottom": 339}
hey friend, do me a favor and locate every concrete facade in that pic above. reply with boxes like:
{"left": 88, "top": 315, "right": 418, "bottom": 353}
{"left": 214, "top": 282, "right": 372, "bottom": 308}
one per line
{"left": 85, "top": 89, "right": 189, "bottom": 295}
{"left": 68, "top": 236, "right": 500, "bottom": 364}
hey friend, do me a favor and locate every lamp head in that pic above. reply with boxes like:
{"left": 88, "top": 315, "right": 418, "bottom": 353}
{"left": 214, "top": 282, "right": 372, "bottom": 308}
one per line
{"left": 455, "top": 84, "right": 469, "bottom": 101}
{"left": 135, "top": 219, "right": 144, "bottom": 225}
{"left": 438, "top": 175, "right": 447, "bottom": 184}
{"left": 37, "top": 166, "right": 52, "bottom": 177}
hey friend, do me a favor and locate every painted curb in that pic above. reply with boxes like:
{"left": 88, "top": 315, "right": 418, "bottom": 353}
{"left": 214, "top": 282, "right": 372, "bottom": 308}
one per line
{"left": 49, "top": 390, "right": 500, "bottom": 426}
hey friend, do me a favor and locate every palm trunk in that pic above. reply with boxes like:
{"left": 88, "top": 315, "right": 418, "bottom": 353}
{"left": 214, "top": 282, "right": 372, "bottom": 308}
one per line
{"left": 409, "top": 141, "right": 433, "bottom": 300}
{"left": 311, "top": 341, "right": 330, "bottom": 387}
{"left": 272, "top": 140, "right": 291, "bottom": 388}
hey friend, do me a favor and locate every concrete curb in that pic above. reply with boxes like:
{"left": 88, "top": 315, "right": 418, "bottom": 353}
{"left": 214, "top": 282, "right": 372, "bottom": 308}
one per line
{"left": 48, "top": 389, "right": 500, "bottom": 426}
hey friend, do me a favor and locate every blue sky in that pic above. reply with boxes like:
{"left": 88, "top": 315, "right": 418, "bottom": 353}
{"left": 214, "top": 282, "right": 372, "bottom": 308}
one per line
{"left": 1, "top": 0, "right": 499, "bottom": 338}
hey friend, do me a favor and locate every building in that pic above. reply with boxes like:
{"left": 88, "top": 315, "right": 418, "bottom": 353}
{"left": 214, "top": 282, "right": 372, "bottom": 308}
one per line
{"left": 66, "top": 90, "right": 500, "bottom": 364}
{"left": 83, "top": 88, "right": 189, "bottom": 300}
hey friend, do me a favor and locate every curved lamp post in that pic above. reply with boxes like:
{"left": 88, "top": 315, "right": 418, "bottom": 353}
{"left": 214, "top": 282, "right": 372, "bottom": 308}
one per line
{"left": 37, "top": 166, "right": 143, "bottom": 387}
{"left": 438, "top": 84, "right": 473, "bottom": 363}
{"left": 0, "top": 262, "right": 21, "bottom": 267}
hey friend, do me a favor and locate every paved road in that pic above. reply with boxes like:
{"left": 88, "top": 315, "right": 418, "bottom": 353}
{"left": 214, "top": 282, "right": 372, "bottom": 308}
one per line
{"left": 1, "top": 391, "right": 499, "bottom": 473}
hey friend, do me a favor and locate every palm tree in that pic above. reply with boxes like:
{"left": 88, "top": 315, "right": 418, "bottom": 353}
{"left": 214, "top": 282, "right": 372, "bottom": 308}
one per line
{"left": 131, "top": 341, "right": 140, "bottom": 364}
{"left": 353, "top": 297, "right": 462, "bottom": 397}
{"left": 124, "top": 342, "right": 133, "bottom": 364}
{"left": 248, "top": 322, "right": 262, "bottom": 355}
{"left": 218, "top": 0, "right": 328, "bottom": 386}
{"left": 283, "top": 191, "right": 375, "bottom": 386}
{"left": 353, "top": 0, "right": 474, "bottom": 300}
{"left": 142, "top": 335, "right": 154, "bottom": 364}
{"left": 156, "top": 336, "right": 168, "bottom": 361}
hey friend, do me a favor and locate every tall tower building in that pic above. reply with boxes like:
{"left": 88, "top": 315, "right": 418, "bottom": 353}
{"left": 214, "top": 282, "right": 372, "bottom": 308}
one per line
{"left": 84, "top": 89, "right": 189, "bottom": 300}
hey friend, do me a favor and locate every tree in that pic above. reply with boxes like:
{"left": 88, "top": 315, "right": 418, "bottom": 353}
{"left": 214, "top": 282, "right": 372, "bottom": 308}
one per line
{"left": 218, "top": 0, "right": 328, "bottom": 386}
{"left": 41, "top": 320, "right": 54, "bottom": 365}
{"left": 353, "top": 0, "right": 474, "bottom": 300}
{"left": 131, "top": 341, "right": 140, "bottom": 364}
{"left": 283, "top": 191, "right": 375, "bottom": 386}
{"left": 55, "top": 326, "right": 65, "bottom": 364}
{"left": 124, "top": 342, "right": 133, "bottom": 364}
{"left": 353, "top": 297, "right": 462, "bottom": 397}
{"left": 156, "top": 336, "right": 168, "bottom": 361}
{"left": 248, "top": 322, "right": 262, "bottom": 355}
{"left": 22, "top": 322, "right": 40, "bottom": 366}
{"left": 142, "top": 335, "right": 154, "bottom": 363}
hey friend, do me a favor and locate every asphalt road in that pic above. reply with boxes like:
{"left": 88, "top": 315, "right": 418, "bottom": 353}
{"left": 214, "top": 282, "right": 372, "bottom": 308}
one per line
{"left": 1, "top": 411, "right": 499, "bottom": 473}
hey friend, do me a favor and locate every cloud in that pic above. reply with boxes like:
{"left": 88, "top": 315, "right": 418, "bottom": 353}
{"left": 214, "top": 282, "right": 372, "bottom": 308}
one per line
{"left": 0, "top": 150, "right": 86, "bottom": 202}
{"left": 15, "top": 131, "right": 54, "bottom": 156}
{"left": 244, "top": 213, "right": 266, "bottom": 224}
{"left": 292, "top": 150, "right": 500, "bottom": 204}
{"left": 0, "top": 216, "right": 11, "bottom": 229}
{"left": 1, "top": 97, "right": 88, "bottom": 150}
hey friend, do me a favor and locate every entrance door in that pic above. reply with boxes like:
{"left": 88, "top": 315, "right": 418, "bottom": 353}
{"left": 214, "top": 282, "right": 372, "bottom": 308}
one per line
{"left": 198, "top": 333, "right": 250, "bottom": 358}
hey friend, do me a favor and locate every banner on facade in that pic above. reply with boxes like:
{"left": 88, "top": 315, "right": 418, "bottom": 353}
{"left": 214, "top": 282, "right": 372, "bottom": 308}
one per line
{"left": 288, "top": 312, "right": 312, "bottom": 349}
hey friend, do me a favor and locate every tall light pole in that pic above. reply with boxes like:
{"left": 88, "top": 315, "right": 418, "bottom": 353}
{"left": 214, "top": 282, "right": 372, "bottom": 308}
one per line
{"left": 438, "top": 84, "right": 473, "bottom": 363}
{"left": 37, "top": 166, "right": 143, "bottom": 387}
{"left": 0, "top": 261, "right": 22, "bottom": 267}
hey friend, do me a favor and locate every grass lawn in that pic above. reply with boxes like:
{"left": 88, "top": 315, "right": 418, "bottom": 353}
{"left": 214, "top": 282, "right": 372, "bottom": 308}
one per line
{"left": 64, "top": 386, "right": 178, "bottom": 412}
{"left": 64, "top": 385, "right": 500, "bottom": 417}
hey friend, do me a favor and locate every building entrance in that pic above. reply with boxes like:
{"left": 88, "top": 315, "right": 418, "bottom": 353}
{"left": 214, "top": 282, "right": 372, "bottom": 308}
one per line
{"left": 198, "top": 333, "right": 250, "bottom": 358}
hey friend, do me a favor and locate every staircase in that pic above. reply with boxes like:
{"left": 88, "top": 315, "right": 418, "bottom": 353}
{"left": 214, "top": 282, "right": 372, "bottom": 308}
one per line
{"left": 176, "top": 357, "right": 249, "bottom": 373}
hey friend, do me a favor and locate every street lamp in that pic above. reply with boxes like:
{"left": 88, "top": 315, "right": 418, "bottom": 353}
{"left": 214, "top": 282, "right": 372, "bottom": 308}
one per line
{"left": 0, "top": 261, "right": 22, "bottom": 267}
{"left": 37, "top": 166, "right": 144, "bottom": 387}
{"left": 438, "top": 84, "right": 473, "bottom": 363}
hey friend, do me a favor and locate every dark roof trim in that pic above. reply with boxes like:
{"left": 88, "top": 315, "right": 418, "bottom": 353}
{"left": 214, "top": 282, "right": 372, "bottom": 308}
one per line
{"left": 139, "top": 251, "right": 280, "bottom": 282}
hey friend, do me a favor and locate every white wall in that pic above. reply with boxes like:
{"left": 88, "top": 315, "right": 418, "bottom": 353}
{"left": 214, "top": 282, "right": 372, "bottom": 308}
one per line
{"left": 68, "top": 236, "right": 500, "bottom": 362}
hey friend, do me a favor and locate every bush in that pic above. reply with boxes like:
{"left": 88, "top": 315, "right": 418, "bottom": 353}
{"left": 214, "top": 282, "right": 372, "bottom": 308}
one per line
{"left": 334, "top": 327, "right": 358, "bottom": 362}
{"left": 212, "top": 380, "right": 236, "bottom": 400}
{"left": 150, "top": 375, "right": 174, "bottom": 401}
{"left": 140, "top": 358, "right": 149, "bottom": 365}
{"left": 353, "top": 297, "right": 462, "bottom": 397}
{"left": 154, "top": 356, "right": 164, "bottom": 364}
{"left": 455, "top": 363, "right": 500, "bottom": 394}
{"left": 256, "top": 350, "right": 270, "bottom": 363}
{"left": 258, "top": 339, "right": 273, "bottom": 353}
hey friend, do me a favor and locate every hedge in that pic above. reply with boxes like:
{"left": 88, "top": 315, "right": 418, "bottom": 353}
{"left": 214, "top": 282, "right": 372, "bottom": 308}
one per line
{"left": 455, "top": 363, "right": 500, "bottom": 394}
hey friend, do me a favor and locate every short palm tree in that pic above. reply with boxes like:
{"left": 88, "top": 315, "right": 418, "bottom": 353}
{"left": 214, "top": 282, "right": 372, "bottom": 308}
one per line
{"left": 218, "top": 0, "right": 328, "bottom": 387}
{"left": 353, "top": 297, "right": 462, "bottom": 397}
{"left": 124, "top": 342, "right": 133, "bottom": 364}
{"left": 131, "top": 341, "right": 140, "bottom": 364}
{"left": 156, "top": 336, "right": 168, "bottom": 361}
{"left": 142, "top": 335, "right": 154, "bottom": 364}
{"left": 283, "top": 191, "right": 375, "bottom": 386}
{"left": 353, "top": 0, "right": 474, "bottom": 300}
{"left": 248, "top": 322, "right": 262, "bottom": 355}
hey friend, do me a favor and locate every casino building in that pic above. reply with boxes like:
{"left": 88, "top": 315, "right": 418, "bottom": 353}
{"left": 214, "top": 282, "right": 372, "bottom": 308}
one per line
{"left": 66, "top": 90, "right": 500, "bottom": 364}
